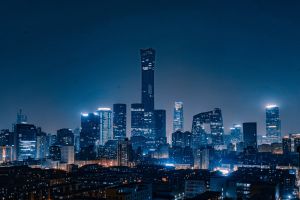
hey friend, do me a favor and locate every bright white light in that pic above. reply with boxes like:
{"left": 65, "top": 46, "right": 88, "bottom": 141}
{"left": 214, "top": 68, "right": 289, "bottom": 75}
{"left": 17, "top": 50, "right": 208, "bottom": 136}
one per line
{"left": 165, "top": 163, "right": 175, "bottom": 167}
{"left": 97, "top": 107, "right": 111, "bottom": 111}
{"left": 266, "top": 104, "right": 278, "bottom": 109}
{"left": 81, "top": 113, "right": 89, "bottom": 117}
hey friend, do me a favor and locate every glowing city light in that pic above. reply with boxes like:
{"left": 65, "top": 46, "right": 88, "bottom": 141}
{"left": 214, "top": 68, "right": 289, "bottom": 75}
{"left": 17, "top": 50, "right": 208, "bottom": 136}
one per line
{"left": 266, "top": 104, "right": 277, "bottom": 109}
{"left": 97, "top": 107, "right": 111, "bottom": 111}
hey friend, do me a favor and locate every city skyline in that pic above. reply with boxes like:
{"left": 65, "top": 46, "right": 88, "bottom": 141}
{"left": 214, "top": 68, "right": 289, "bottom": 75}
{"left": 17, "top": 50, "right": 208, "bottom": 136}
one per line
{"left": 1, "top": 1, "right": 300, "bottom": 199}
{"left": 1, "top": 0, "right": 300, "bottom": 136}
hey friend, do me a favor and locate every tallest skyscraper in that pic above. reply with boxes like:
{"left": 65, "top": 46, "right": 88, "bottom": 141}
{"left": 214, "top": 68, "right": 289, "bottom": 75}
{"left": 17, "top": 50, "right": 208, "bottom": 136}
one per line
{"left": 141, "top": 48, "right": 155, "bottom": 112}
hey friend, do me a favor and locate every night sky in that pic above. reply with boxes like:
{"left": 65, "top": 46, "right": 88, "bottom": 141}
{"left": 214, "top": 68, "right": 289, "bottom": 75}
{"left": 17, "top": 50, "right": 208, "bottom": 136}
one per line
{"left": 1, "top": 0, "right": 300, "bottom": 138}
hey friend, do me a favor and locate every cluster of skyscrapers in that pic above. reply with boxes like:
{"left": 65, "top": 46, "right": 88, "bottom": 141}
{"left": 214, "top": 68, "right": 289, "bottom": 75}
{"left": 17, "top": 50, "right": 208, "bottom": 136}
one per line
{"left": 0, "top": 48, "right": 289, "bottom": 171}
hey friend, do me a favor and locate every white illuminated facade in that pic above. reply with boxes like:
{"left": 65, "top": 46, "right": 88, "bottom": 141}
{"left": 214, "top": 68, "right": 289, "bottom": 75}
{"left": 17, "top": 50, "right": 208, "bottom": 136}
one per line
{"left": 173, "top": 101, "right": 184, "bottom": 132}
{"left": 266, "top": 104, "right": 281, "bottom": 144}
{"left": 97, "top": 107, "right": 112, "bottom": 145}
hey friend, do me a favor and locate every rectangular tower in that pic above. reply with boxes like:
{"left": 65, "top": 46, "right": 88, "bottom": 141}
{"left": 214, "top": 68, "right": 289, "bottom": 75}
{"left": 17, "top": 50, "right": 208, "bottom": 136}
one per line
{"left": 173, "top": 101, "right": 184, "bottom": 132}
{"left": 141, "top": 48, "right": 155, "bottom": 112}
{"left": 243, "top": 122, "right": 257, "bottom": 150}
{"left": 113, "top": 104, "right": 127, "bottom": 140}
{"left": 266, "top": 105, "right": 281, "bottom": 144}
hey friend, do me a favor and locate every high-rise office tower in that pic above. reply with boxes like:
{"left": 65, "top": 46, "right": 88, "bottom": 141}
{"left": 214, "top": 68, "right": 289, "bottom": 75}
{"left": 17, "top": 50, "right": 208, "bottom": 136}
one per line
{"left": 117, "top": 138, "right": 132, "bottom": 166}
{"left": 57, "top": 128, "right": 74, "bottom": 146}
{"left": 73, "top": 128, "right": 81, "bottom": 153}
{"left": 154, "top": 109, "right": 166, "bottom": 143}
{"left": 131, "top": 103, "right": 145, "bottom": 137}
{"left": 194, "top": 147, "right": 210, "bottom": 169}
{"left": 141, "top": 48, "right": 155, "bottom": 112}
{"left": 266, "top": 105, "right": 281, "bottom": 144}
{"left": 192, "top": 108, "right": 224, "bottom": 148}
{"left": 230, "top": 124, "right": 242, "bottom": 143}
{"left": 243, "top": 122, "right": 257, "bottom": 150}
{"left": 113, "top": 104, "right": 127, "bottom": 140}
{"left": 173, "top": 101, "right": 184, "bottom": 132}
{"left": 172, "top": 131, "right": 192, "bottom": 148}
{"left": 14, "top": 123, "right": 37, "bottom": 161}
{"left": 97, "top": 107, "right": 112, "bottom": 146}
{"left": 80, "top": 112, "right": 100, "bottom": 149}
{"left": 49, "top": 145, "right": 61, "bottom": 161}
{"left": 210, "top": 108, "right": 224, "bottom": 145}
{"left": 282, "top": 136, "right": 292, "bottom": 155}
{"left": 36, "top": 131, "right": 48, "bottom": 159}
{"left": 0, "top": 129, "right": 13, "bottom": 146}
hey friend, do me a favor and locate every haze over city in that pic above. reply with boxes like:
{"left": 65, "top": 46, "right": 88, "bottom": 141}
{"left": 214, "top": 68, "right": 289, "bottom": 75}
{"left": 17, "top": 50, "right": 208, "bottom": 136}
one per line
{"left": 1, "top": 0, "right": 300, "bottom": 136}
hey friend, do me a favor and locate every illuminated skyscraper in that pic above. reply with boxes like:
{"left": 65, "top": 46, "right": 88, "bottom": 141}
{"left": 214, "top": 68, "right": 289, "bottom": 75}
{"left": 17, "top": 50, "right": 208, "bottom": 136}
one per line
{"left": 36, "top": 131, "right": 48, "bottom": 159}
{"left": 117, "top": 138, "right": 132, "bottom": 166}
{"left": 230, "top": 124, "right": 242, "bottom": 143}
{"left": 14, "top": 123, "right": 37, "bottom": 161}
{"left": 80, "top": 112, "right": 100, "bottom": 149}
{"left": 57, "top": 128, "right": 74, "bottom": 146}
{"left": 154, "top": 109, "right": 166, "bottom": 144}
{"left": 192, "top": 108, "right": 224, "bottom": 148}
{"left": 282, "top": 136, "right": 291, "bottom": 155}
{"left": 173, "top": 101, "right": 184, "bottom": 132}
{"left": 141, "top": 48, "right": 155, "bottom": 112}
{"left": 172, "top": 131, "right": 192, "bottom": 148}
{"left": 96, "top": 108, "right": 112, "bottom": 146}
{"left": 113, "top": 104, "right": 127, "bottom": 140}
{"left": 131, "top": 103, "right": 145, "bottom": 137}
{"left": 266, "top": 104, "right": 281, "bottom": 144}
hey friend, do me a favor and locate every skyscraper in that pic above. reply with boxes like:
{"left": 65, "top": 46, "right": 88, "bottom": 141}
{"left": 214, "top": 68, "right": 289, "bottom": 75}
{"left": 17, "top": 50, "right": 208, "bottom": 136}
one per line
{"left": 230, "top": 124, "right": 242, "bottom": 143}
{"left": 113, "top": 104, "right": 127, "bottom": 140}
{"left": 154, "top": 109, "right": 166, "bottom": 144}
{"left": 36, "top": 131, "right": 48, "bottom": 159}
{"left": 80, "top": 112, "right": 100, "bottom": 149}
{"left": 141, "top": 48, "right": 155, "bottom": 112}
{"left": 14, "top": 123, "right": 37, "bottom": 161}
{"left": 243, "top": 122, "right": 257, "bottom": 150}
{"left": 173, "top": 101, "right": 184, "bottom": 132}
{"left": 57, "top": 128, "right": 74, "bottom": 146}
{"left": 191, "top": 108, "right": 224, "bottom": 148}
{"left": 266, "top": 104, "right": 281, "bottom": 144}
{"left": 117, "top": 138, "right": 132, "bottom": 166}
{"left": 131, "top": 103, "right": 145, "bottom": 137}
{"left": 172, "top": 131, "right": 192, "bottom": 148}
{"left": 97, "top": 107, "right": 112, "bottom": 146}
{"left": 282, "top": 136, "right": 292, "bottom": 155}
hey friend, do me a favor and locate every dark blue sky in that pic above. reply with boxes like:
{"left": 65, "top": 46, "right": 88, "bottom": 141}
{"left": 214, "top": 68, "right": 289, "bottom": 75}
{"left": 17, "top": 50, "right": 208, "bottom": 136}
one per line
{"left": 1, "top": 0, "right": 300, "bottom": 137}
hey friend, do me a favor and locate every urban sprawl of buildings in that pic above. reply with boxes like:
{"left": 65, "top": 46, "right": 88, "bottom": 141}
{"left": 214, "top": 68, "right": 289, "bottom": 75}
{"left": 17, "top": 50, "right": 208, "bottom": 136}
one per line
{"left": 0, "top": 48, "right": 299, "bottom": 200}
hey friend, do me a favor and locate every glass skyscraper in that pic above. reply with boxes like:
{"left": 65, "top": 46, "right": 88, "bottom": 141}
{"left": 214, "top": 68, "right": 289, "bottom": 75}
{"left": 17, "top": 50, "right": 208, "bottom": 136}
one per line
{"left": 80, "top": 112, "right": 100, "bottom": 149}
{"left": 131, "top": 103, "right": 145, "bottom": 137}
{"left": 230, "top": 124, "right": 242, "bottom": 143}
{"left": 57, "top": 128, "right": 74, "bottom": 146}
{"left": 15, "top": 123, "right": 37, "bottom": 161}
{"left": 141, "top": 48, "right": 155, "bottom": 112}
{"left": 113, "top": 104, "right": 127, "bottom": 140}
{"left": 192, "top": 108, "right": 224, "bottom": 148}
{"left": 173, "top": 101, "right": 184, "bottom": 132}
{"left": 266, "top": 104, "right": 281, "bottom": 144}
{"left": 154, "top": 109, "right": 166, "bottom": 143}
{"left": 97, "top": 107, "right": 112, "bottom": 146}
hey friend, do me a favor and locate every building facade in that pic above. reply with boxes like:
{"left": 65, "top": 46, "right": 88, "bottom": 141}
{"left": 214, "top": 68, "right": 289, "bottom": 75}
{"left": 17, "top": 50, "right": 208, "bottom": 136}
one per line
{"left": 113, "top": 104, "right": 127, "bottom": 140}
{"left": 173, "top": 101, "right": 184, "bottom": 132}
{"left": 243, "top": 122, "right": 257, "bottom": 150}
{"left": 266, "top": 105, "right": 281, "bottom": 144}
